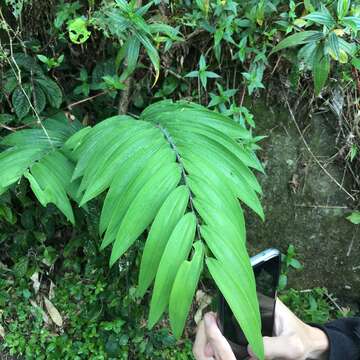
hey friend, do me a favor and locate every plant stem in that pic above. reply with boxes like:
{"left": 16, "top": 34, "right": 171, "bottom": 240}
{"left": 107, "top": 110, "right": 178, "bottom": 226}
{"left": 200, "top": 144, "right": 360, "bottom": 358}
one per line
{"left": 158, "top": 125, "right": 202, "bottom": 241}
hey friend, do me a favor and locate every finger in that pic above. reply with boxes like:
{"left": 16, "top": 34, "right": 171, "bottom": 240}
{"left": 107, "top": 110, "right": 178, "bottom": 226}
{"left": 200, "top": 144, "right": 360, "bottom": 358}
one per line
{"left": 193, "top": 320, "right": 212, "bottom": 360}
{"left": 204, "top": 313, "right": 236, "bottom": 360}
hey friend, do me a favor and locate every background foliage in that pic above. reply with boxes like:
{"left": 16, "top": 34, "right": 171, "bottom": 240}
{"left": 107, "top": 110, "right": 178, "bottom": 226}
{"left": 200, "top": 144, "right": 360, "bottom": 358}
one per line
{"left": 0, "top": 0, "right": 359, "bottom": 358}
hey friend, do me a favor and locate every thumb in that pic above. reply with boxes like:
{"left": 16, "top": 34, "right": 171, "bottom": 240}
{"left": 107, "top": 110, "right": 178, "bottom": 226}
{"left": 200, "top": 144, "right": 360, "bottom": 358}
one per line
{"left": 204, "top": 313, "right": 236, "bottom": 360}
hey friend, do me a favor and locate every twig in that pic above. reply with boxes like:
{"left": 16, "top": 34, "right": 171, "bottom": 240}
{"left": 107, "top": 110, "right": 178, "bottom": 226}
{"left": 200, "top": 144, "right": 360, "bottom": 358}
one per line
{"left": 285, "top": 99, "right": 355, "bottom": 201}
{"left": 0, "top": 122, "right": 34, "bottom": 132}
{"left": 271, "top": 55, "right": 282, "bottom": 76}
{"left": 294, "top": 204, "right": 349, "bottom": 209}
{"left": 67, "top": 91, "right": 109, "bottom": 110}
{"left": 239, "top": 86, "right": 246, "bottom": 107}
{"left": 324, "top": 291, "right": 344, "bottom": 314}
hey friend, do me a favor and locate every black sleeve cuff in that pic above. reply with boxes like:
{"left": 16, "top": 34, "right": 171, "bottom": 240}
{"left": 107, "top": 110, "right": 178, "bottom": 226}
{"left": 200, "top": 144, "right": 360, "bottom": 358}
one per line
{"left": 311, "top": 318, "right": 360, "bottom": 360}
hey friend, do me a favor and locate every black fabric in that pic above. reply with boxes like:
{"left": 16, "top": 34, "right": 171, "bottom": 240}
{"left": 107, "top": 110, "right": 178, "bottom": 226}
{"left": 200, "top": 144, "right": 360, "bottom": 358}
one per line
{"left": 313, "top": 317, "right": 360, "bottom": 360}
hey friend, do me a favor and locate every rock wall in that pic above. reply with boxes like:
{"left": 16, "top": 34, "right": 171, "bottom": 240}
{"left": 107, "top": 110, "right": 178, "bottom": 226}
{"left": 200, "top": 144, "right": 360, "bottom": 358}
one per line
{"left": 245, "top": 97, "right": 359, "bottom": 303}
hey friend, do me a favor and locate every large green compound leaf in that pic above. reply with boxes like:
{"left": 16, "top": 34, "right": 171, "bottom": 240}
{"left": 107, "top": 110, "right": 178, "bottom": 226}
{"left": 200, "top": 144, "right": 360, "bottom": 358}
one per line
{"left": 0, "top": 115, "right": 82, "bottom": 224}
{"left": 69, "top": 100, "right": 264, "bottom": 359}
{"left": 0, "top": 100, "right": 265, "bottom": 359}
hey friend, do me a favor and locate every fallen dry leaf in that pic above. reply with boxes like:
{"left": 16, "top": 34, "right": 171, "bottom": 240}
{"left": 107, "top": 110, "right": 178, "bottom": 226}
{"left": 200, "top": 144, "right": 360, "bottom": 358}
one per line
{"left": 30, "top": 299, "right": 49, "bottom": 324}
{"left": 0, "top": 324, "right": 5, "bottom": 338}
{"left": 30, "top": 272, "right": 40, "bottom": 294}
{"left": 44, "top": 297, "right": 63, "bottom": 327}
{"left": 49, "top": 281, "right": 56, "bottom": 300}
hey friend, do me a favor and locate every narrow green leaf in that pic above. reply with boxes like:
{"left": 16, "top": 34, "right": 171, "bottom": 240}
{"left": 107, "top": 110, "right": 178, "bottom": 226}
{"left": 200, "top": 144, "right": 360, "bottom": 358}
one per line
{"left": 303, "top": 9, "right": 336, "bottom": 27}
{"left": 185, "top": 70, "right": 199, "bottom": 78}
{"left": 328, "top": 32, "right": 340, "bottom": 60}
{"left": 313, "top": 45, "right": 330, "bottom": 96}
{"left": 126, "top": 35, "right": 140, "bottom": 75}
{"left": 337, "top": 0, "right": 350, "bottom": 19}
{"left": 79, "top": 127, "right": 162, "bottom": 204}
{"left": 206, "top": 257, "right": 264, "bottom": 360}
{"left": 169, "top": 241, "right": 204, "bottom": 339}
{"left": 200, "top": 225, "right": 254, "bottom": 291}
{"left": 101, "top": 145, "right": 175, "bottom": 249}
{"left": 138, "top": 185, "right": 190, "bottom": 297}
{"left": 109, "top": 162, "right": 181, "bottom": 266}
{"left": 72, "top": 118, "right": 141, "bottom": 181}
{"left": 270, "top": 31, "right": 322, "bottom": 54}
{"left": 141, "top": 100, "right": 254, "bottom": 142}
{"left": 179, "top": 145, "right": 264, "bottom": 220}
{"left": 133, "top": 31, "right": 160, "bottom": 85}
{"left": 148, "top": 213, "right": 196, "bottom": 328}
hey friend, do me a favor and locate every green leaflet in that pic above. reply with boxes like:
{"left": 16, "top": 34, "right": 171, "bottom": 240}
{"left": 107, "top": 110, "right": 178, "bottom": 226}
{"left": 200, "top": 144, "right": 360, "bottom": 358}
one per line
{"left": 140, "top": 100, "right": 252, "bottom": 141}
{"left": 170, "top": 130, "right": 262, "bottom": 194}
{"left": 125, "top": 35, "right": 140, "bottom": 77}
{"left": 313, "top": 45, "right": 330, "bottom": 96}
{"left": 180, "top": 146, "right": 264, "bottom": 220}
{"left": 164, "top": 121, "right": 263, "bottom": 172}
{"left": 101, "top": 145, "right": 176, "bottom": 249}
{"left": 187, "top": 173, "right": 246, "bottom": 241}
{"left": 169, "top": 241, "right": 204, "bottom": 339}
{"left": 0, "top": 117, "right": 80, "bottom": 221}
{"left": 109, "top": 161, "right": 182, "bottom": 266}
{"left": 327, "top": 32, "right": 340, "bottom": 61}
{"left": 138, "top": 185, "right": 190, "bottom": 297}
{"left": 337, "top": 0, "right": 350, "bottom": 19}
{"left": 200, "top": 225, "right": 255, "bottom": 294}
{"left": 72, "top": 117, "right": 143, "bottom": 180}
{"left": 148, "top": 213, "right": 196, "bottom": 328}
{"left": 206, "top": 258, "right": 264, "bottom": 360}
{"left": 0, "top": 147, "right": 43, "bottom": 192}
{"left": 303, "top": 9, "right": 335, "bottom": 27}
{"left": 270, "top": 30, "right": 322, "bottom": 54}
{"left": 346, "top": 211, "right": 360, "bottom": 225}
{"left": 133, "top": 31, "right": 160, "bottom": 85}
{"left": 24, "top": 151, "right": 75, "bottom": 224}
{"left": 79, "top": 127, "right": 163, "bottom": 204}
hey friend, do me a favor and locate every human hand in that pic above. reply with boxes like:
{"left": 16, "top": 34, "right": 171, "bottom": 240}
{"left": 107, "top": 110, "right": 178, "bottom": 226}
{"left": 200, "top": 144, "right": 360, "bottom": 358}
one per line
{"left": 193, "top": 312, "right": 236, "bottom": 360}
{"left": 248, "top": 299, "right": 329, "bottom": 360}
{"left": 193, "top": 300, "right": 329, "bottom": 360}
